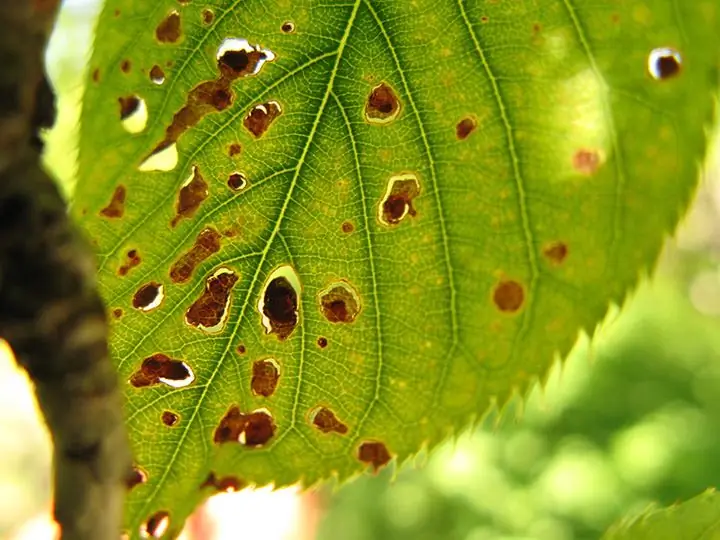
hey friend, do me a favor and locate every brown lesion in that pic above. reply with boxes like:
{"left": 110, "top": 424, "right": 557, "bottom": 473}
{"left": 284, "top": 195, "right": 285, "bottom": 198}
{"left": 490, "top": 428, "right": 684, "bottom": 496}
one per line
{"left": 543, "top": 242, "right": 568, "bottom": 265}
{"left": 149, "top": 65, "right": 166, "bottom": 84}
{"left": 169, "top": 227, "right": 222, "bottom": 284}
{"left": 227, "top": 172, "right": 247, "bottom": 191}
{"left": 251, "top": 359, "right": 280, "bottom": 397}
{"left": 358, "top": 441, "right": 392, "bottom": 472}
{"left": 456, "top": 116, "right": 477, "bottom": 140}
{"left": 118, "top": 96, "right": 139, "bottom": 120}
{"left": 184, "top": 268, "right": 238, "bottom": 333}
{"left": 118, "top": 249, "right": 141, "bottom": 276}
{"left": 365, "top": 82, "right": 401, "bottom": 124}
{"left": 125, "top": 465, "right": 148, "bottom": 490}
{"left": 142, "top": 511, "right": 170, "bottom": 539}
{"left": 319, "top": 280, "right": 361, "bottom": 324}
{"left": 261, "top": 275, "right": 299, "bottom": 340}
{"left": 214, "top": 406, "right": 275, "bottom": 447}
{"left": 493, "top": 280, "right": 525, "bottom": 313}
{"left": 243, "top": 101, "right": 282, "bottom": 138}
{"left": 155, "top": 10, "right": 182, "bottom": 43}
{"left": 132, "top": 282, "right": 164, "bottom": 312}
{"left": 379, "top": 174, "right": 420, "bottom": 226}
{"left": 129, "top": 353, "right": 194, "bottom": 388}
{"left": 99, "top": 185, "right": 126, "bottom": 219}
{"left": 310, "top": 406, "right": 348, "bottom": 435}
{"left": 200, "top": 472, "right": 245, "bottom": 493}
{"left": 171, "top": 166, "right": 208, "bottom": 228}
{"left": 161, "top": 411, "right": 179, "bottom": 427}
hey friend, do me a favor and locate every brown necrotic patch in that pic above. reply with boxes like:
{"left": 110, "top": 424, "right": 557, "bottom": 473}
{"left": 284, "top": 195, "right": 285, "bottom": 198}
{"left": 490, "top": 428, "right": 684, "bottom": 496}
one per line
{"left": 319, "top": 280, "right": 361, "bottom": 324}
{"left": 358, "top": 441, "right": 391, "bottom": 472}
{"left": 228, "top": 142, "right": 242, "bottom": 157}
{"left": 129, "top": 353, "right": 195, "bottom": 388}
{"left": 133, "top": 282, "right": 164, "bottom": 312}
{"left": 126, "top": 465, "right": 148, "bottom": 490}
{"left": 112, "top": 308, "right": 123, "bottom": 319}
{"left": 259, "top": 266, "right": 301, "bottom": 341}
{"left": 161, "top": 411, "right": 179, "bottom": 427}
{"left": 237, "top": 344, "right": 246, "bottom": 355}
{"left": 317, "top": 336, "right": 328, "bottom": 348}
{"left": 341, "top": 221, "right": 354, "bottom": 234}
{"left": 171, "top": 166, "right": 208, "bottom": 227}
{"left": 200, "top": 472, "right": 245, "bottom": 493}
{"left": 456, "top": 116, "right": 477, "bottom": 139}
{"left": 144, "top": 39, "right": 274, "bottom": 160}
{"left": 493, "top": 280, "right": 525, "bottom": 313}
{"left": 543, "top": 242, "right": 568, "bottom": 265}
{"left": 141, "top": 511, "right": 170, "bottom": 539}
{"left": 185, "top": 268, "right": 238, "bottom": 333}
{"left": 120, "top": 59, "right": 131, "bottom": 73}
{"left": 118, "top": 249, "right": 141, "bottom": 277}
{"left": 243, "top": 101, "right": 282, "bottom": 138}
{"left": 169, "top": 227, "right": 221, "bottom": 283}
{"left": 100, "top": 185, "right": 126, "bottom": 218}
{"left": 310, "top": 406, "right": 348, "bottom": 435}
{"left": 227, "top": 172, "right": 247, "bottom": 191}
{"left": 251, "top": 358, "right": 280, "bottom": 397}
{"left": 156, "top": 10, "right": 182, "bottom": 43}
{"left": 365, "top": 82, "right": 401, "bottom": 124}
{"left": 202, "top": 9, "right": 214, "bottom": 24}
{"left": 379, "top": 173, "right": 420, "bottom": 226}
{"left": 281, "top": 21, "right": 295, "bottom": 33}
{"left": 150, "top": 65, "right": 166, "bottom": 85}
{"left": 214, "top": 406, "right": 275, "bottom": 447}
{"left": 573, "top": 148, "right": 602, "bottom": 176}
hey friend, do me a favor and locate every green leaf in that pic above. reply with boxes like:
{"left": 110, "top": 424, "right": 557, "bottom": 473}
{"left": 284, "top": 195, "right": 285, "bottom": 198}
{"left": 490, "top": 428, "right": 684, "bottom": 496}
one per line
{"left": 73, "top": 0, "right": 720, "bottom": 536}
{"left": 603, "top": 490, "right": 720, "bottom": 540}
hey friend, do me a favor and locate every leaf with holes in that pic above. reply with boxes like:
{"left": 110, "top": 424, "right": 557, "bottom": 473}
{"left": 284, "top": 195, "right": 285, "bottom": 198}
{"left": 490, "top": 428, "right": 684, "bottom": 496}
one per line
{"left": 73, "top": 0, "right": 720, "bottom": 536}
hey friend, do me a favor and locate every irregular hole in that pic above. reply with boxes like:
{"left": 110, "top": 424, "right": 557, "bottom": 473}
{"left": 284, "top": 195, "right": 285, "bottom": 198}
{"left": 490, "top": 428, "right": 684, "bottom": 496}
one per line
{"left": 133, "top": 282, "right": 164, "bottom": 312}
{"left": 358, "top": 441, "right": 392, "bottom": 472}
{"left": 319, "top": 280, "right": 361, "bottom": 324}
{"left": 648, "top": 47, "right": 682, "bottom": 80}
{"left": 171, "top": 166, "right": 208, "bottom": 227}
{"left": 316, "top": 336, "right": 328, "bottom": 349}
{"left": 243, "top": 101, "right": 282, "bottom": 138}
{"left": 227, "top": 172, "right": 247, "bottom": 191}
{"left": 258, "top": 265, "right": 301, "bottom": 341}
{"left": 169, "top": 227, "right": 222, "bottom": 284}
{"left": 310, "top": 406, "right": 348, "bottom": 435}
{"left": 493, "top": 280, "right": 525, "bottom": 313}
{"left": 214, "top": 406, "right": 276, "bottom": 447}
{"left": 129, "top": 353, "right": 195, "bottom": 388}
{"left": 118, "top": 249, "right": 141, "bottom": 277}
{"left": 119, "top": 95, "right": 148, "bottom": 134}
{"left": 185, "top": 268, "right": 238, "bottom": 333}
{"left": 573, "top": 149, "right": 601, "bottom": 175}
{"left": 456, "top": 116, "right": 476, "bottom": 140}
{"left": 543, "top": 242, "right": 568, "bottom": 265}
{"left": 379, "top": 173, "right": 420, "bottom": 226}
{"left": 138, "top": 142, "right": 178, "bottom": 172}
{"left": 200, "top": 472, "right": 246, "bottom": 493}
{"left": 150, "top": 65, "right": 166, "bottom": 85}
{"left": 217, "top": 38, "right": 275, "bottom": 78}
{"left": 228, "top": 143, "right": 242, "bottom": 157}
{"left": 140, "top": 511, "right": 170, "bottom": 539}
{"left": 202, "top": 9, "right": 214, "bottom": 24}
{"left": 281, "top": 21, "right": 295, "bottom": 33}
{"left": 341, "top": 221, "right": 354, "bottom": 234}
{"left": 365, "top": 82, "right": 401, "bottom": 124}
{"left": 156, "top": 10, "right": 182, "bottom": 43}
{"left": 99, "top": 185, "right": 126, "bottom": 219}
{"left": 251, "top": 358, "right": 280, "bottom": 397}
{"left": 126, "top": 466, "right": 148, "bottom": 489}
{"left": 161, "top": 411, "right": 179, "bottom": 427}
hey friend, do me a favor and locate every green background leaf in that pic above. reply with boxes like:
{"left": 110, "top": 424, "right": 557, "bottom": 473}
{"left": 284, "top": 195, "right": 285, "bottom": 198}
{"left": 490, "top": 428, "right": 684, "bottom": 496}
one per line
{"left": 73, "top": 0, "right": 720, "bottom": 536}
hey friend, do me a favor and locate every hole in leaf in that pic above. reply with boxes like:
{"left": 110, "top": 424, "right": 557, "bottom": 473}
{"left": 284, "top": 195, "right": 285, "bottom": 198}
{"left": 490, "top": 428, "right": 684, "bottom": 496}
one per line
{"left": 281, "top": 21, "right": 295, "bottom": 33}
{"left": 129, "top": 353, "right": 195, "bottom": 388}
{"left": 358, "top": 441, "right": 391, "bottom": 472}
{"left": 310, "top": 406, "right": 348, "bottom": 435}
{"left": 126, "top": 466, "right": 148, "bottom": 490}
{"left": 138, "top": 142, "right": 178, "bottom": 172}
{"left": 214, "top": 406, "right": 276, "bottom": 447}
{"left": 156, "top": 10, "right": 182, "bottom": 43}
{"left": 140, "top": 511, "right": 170, "bottom": 539}
{"left": 171, "top": 166, "right": 208, "bottom": 228}
{"left": 573, "top": 149, "right": 602, "bottom": 175}
{"left": 119, "top": 95, "right": 148, "bottom": 133}
{"left": 161, "top": 411, "right": 179, "bottom": 427}
{"left": 169, "top": 227, "right": 222, "bottom": 284}
{"left": 185, "top": 268, "right": 238, "bottom": 333}
{"left": 118, "top": 249, "right": 141, "bottom": 277}
{"left": 133, "top": 282, "right": 164, "bottom": 312}
{"left": 251, "top": 358, "right": 280, "bottom": 397}
{"left": 243, "top": 101, "right": 282, "bottom": 138}
{"left": 493, "top": 280, "right": 525, "bottom": 313}
{"left": 99, "top": 185, "right": 126, "bottom": 219}
{"left": 319, "top": 280, "right": 361, "bottom": 324}
{"left": 456, "top": 116, "right": 476, "bottom": 140}
{"left": 227, "top": 172, "right": 247, "bottom": 191}
{"left": 365, "top": 82, "right": 401, "bottom": 124}
{"left": 258, "top": 266, "right": 301, "bottom": 341}
{"left": 217, "top": 38, "right": 275, "bottom": 78}
{"left": 543, "top": 242, "right": 568, "bottom": 265}
{"left": 648, "top": 47, "right": 682, "bottom": 80}
{"left": 200, "top": 472, "right": 245, "bottom": 493}
{"left": 150, "top": 65, "right": 166, "bottom": 85}
{"left": 379, "top": 173, "right": 420, "bottom": 226}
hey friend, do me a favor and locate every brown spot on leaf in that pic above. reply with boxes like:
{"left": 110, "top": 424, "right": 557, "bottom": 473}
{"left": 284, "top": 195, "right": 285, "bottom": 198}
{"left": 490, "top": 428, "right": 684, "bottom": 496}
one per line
{"left": 118, "top": 249, "right": 141, "bottom": 277}
{"left": 185, "top": 268, "right": 238, "bottom": 333}
{"left": 156, "top": 10, "right": 182, "bottom": 43}
{"left": 243, "top": 101, "right": 282, "bottom": 138}
{"left": 543, "top": 242, "right": 568, "bottom": 265}
{"left": 365, "top": 82, "right": 401, "bottom": 123}
{"left": 341, "top": 221, "right": 354, "bottom": 234}
{"left": 161, "top": 411, "right": 179, "bottom": 427}
{"left": 200, "top": 472, "right": 245, "bottom": 493}
{"left": 129, "top": 353, "right": 194, "bottom": 388}
{"left": 493, "top": 280, "right": 525, "bottom": 313}
{"left": 171, "top": 166, "right": 208, "bottom": 227}
{"left": 99, "top": 185, "right": 126, "bottom": 218}
{"left": 141, "top": 511, "right": 170, "bottom": 539}
{"left": 317, "top": 336, "right": 328, "bottom": 349}
{"left": 358, "top": 441, "right": 391, "bottom": 472}
{"left": 120, "top": 59, "right": 131, "bottom": 73}
{"left": 150, "top": 65, "right": 166, "bottom": 85}
{"left": 133, "top": 282, "right": 164, "bottom": 312}
{"left": 112, "top": 308, "right": 123, "bottom": 319}
{"left": 228, "top": 143, "right": 242, "bottom": 157}
{"left": 573, "top": 149, "right": 601, "bottom": 176}
{"left": 92, "top": 68, "right": 100, "bottom": 82}
{"left": 281, "top": 21, "right": 295, "bottom": 33}
{"left": 251, "top": 359, "right": 280, "bottom": 397}
{"left": 169, "top": 227, "right": 222, "bottom": 283}
{"left": 456, "top": 117, "right": 476, "bottom": 140}
{"left": 311, "top": 406, "right": 348, "bottom": 434}
{"left": 319, "top": 281, "right": 361, "bottom": 324}
{"left": 202, "top": 9, "right": 214, "bottom": 24}
{"left": 118, "top": 95, "right": 140, "bottom": 120}
{"left": 126, "top": 466, "right": 147, "bottom": 489}
{"left": 261, "top": 274, "right": 299, "bottom": 340}
{"left": 236, "top": 344, "right": 246, "bottom": 355}
{"left": 379, "top": 173, "right": 420, "bottom": 226}
{"left": 214, "top": 406, "right": 275, "bottom": 447}
{"left": 228, "top": 172, "right": 247, "bottom": 191}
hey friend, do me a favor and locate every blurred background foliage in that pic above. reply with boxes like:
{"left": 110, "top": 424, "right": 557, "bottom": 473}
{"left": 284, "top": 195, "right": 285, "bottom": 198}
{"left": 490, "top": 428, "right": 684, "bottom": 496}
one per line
{"left": 1, "top": 1, "right": 719, "bottom": 539}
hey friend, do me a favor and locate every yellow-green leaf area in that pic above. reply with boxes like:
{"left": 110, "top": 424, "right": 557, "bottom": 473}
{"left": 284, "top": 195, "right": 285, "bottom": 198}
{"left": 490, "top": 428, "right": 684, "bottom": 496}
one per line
{"left": 73, "top": 0, "right": 720, "bottom": 536}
